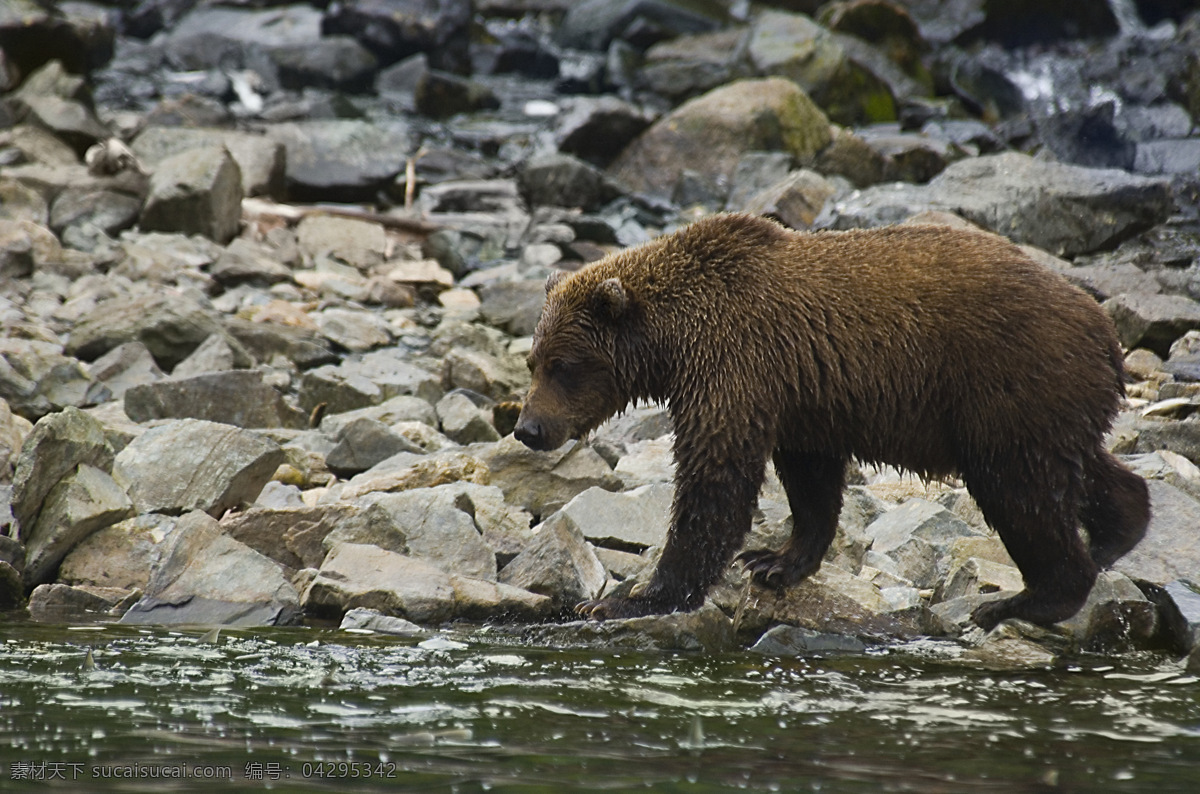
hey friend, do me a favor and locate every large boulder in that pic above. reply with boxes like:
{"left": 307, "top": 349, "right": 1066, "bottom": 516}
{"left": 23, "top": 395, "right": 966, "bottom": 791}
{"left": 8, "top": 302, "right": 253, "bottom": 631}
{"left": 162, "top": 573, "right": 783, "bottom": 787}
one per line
{"left": 139, "top": 146, "right": 243, "bottom": 244}
{"left": 608, "top": 77, "right": 831, "bottom": 201}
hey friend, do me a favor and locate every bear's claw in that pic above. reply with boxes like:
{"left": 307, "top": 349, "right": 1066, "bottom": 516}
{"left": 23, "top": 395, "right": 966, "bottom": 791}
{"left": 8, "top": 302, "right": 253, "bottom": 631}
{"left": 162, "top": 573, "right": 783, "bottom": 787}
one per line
{"left": 736, "top": 548, "right": 814, "bottom": 589}
{"left": 575, "top": 595, "right": 670, "bottom": 620}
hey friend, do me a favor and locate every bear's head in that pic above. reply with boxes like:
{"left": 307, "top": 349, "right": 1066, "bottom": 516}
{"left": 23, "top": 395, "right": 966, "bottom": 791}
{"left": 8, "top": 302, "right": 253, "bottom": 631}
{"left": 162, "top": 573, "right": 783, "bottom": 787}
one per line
{"left": 514, "top": 269, "right": 630, "bottom": 451}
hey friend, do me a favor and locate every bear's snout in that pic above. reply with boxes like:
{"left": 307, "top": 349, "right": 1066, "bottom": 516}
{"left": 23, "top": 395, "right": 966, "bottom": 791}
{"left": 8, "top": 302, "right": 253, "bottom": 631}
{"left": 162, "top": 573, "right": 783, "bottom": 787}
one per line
{"left": 514, "top": 414, "right": 554, "bottom": 451}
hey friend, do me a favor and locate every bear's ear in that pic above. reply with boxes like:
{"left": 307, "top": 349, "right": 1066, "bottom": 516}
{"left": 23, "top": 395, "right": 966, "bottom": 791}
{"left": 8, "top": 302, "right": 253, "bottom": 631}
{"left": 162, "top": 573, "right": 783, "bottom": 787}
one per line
{"left": 593, "top": 277, "right": 627, "bottom": 319}
{"left": 545, "top": 270, "right": 569, "bottom": 294}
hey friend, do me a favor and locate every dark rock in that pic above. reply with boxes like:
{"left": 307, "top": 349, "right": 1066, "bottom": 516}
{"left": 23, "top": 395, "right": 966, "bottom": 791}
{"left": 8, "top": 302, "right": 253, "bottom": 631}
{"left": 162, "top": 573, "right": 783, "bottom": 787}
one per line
{"left": 49, "top": 185, "right": 142, "bottom": 246}
{"left": 112, "top": 418, "right": 284, "bottom": 517}
{"left": 1039, "top": 101, "right": 1136, "bottom": 170}
{"left": 163, "top": 4, "right": 322, "bottom": 75}
{"left": 518, "top": 153, "right": 622, "bottom": 212}
{"left": 210, "top": 238, "right": 294, "bottom": 288}
{"left": 641, "top": 27, "right": 751, "bottom": 103}
{"left": 750, "top": 624, "right": 868, "bottom": 655}
{"left": 120, "top": 510, "right": 299, "bottom": 626}
{"left": 556, "top": 0, "right": 729, "bottom": 52}
{"left": 414, "top": 69, "right": 501, "bottom": 119}
{"left": 0, "top": 0, "right": 115, "bottom": 77}
{"left": 1135, "top": 140, "right": 1200, "bottom": 176}
{"left": 267, "top": 120, "right": 412, "bottom": 203}
{"left": 1140, "top": 579, "right": 1200, "bottom": 654}
{"left": 124, "top": 369, "right": 304, "bottom": 429}
{"left": 522, "top": 601, "right": 735, "bottom": 652}
{"left": 858, "top": 127, "right": 964, "bottom": 182}
{"left": 272, "top": 35, "right": 379, "bottom": 93}
{"left": 740, "top": 169, "right": 837, "bottom": 229}
{"left": 322, "top": 0, "right": 473, "bottom": 74}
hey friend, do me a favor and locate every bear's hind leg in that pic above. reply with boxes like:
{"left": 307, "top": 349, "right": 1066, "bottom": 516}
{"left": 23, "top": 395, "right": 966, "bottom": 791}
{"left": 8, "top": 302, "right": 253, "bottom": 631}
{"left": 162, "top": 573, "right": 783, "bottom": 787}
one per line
{"left": 737, "top": 451, "right": 845, "bottom": 589}
{"left": 966, "top": 467, "right": 1098, "bottom": 631}
{"left": 1081, "top": 448, "right": 1150, "bottom": 569}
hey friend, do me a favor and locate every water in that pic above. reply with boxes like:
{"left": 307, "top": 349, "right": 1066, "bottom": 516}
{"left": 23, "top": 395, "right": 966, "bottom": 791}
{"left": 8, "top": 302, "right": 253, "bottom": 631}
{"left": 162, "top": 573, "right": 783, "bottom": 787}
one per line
{"left": 1, "top": 622, "right": 1198, "bottom": 792}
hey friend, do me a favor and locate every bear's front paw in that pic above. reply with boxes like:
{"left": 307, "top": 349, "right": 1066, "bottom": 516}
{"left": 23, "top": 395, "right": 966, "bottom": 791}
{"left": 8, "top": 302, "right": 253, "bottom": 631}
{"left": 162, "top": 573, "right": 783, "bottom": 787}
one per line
{"left": 575, "top": 596, "right": 669, "bottom": 621}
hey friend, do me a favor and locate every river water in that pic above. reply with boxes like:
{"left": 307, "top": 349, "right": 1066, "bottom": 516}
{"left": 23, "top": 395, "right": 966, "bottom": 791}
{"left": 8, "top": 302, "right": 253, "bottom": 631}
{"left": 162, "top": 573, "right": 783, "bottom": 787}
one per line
{"left": 1, "top": 621, "right": 1197, "bottom": 792}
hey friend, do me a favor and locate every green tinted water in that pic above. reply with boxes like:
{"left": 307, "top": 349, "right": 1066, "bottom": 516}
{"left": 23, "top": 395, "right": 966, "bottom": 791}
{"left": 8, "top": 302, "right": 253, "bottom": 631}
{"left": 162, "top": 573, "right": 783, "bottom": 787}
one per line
{"left": 1, "top": 623, "right": 1197, "bottom": 792}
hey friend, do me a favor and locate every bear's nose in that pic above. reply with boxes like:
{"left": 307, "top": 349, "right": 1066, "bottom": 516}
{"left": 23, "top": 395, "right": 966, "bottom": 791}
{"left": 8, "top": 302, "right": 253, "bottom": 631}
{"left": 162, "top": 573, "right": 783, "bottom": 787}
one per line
{"left": 514, "top": 416, "right": 546, "bottom": 450}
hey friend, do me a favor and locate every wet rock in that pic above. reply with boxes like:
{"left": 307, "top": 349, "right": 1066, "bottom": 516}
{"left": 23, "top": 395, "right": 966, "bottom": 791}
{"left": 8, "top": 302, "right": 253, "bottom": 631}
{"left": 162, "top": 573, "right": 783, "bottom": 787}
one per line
{"left": 0, "top": 338, "right": 105, "bottom": 419}
{"left": 112, "top": 418, "right": 284, "bottom": 517}
{"left": 826, "top": 152, "right": 1173, "bottom": 256}
{"left": 448, "top": 574, "right": 554, "bottom": 622}
{"left": 0, "top": 560, "right": 22, "bottom": 610}
{"left": 554, "top": 96, "right": 656, "bottom": 168}
{"left": 58, "top": 513, "right": 177, "bottom": 591}
{"left": 120, "top": 510, "right": 299, "bottom": 626}
{"left": 476, "top": 437, "right": 622, "bottom": 518}
{"left": 609, "top": 77, "right": 832, "bottom": 201}
{"left": 11, "top": 406, "right": 113, "bottom": 537}
{"left": 267, "top": 120, "right": 412, "bottom": 203}
{"left": 960, "top": 630, "right": 1057, "bottom": 670}
{"left": 1059, "top": 571, "right": 1159, "bottom": 653}
{"left": 498, "top": 512, "right": 606, "bottom": 607}
{"left": 1104, "top": 293, "right": 1200, "bottom": 358}
{"left": 415, "top": 69, "right": 501, "bottom": 119}
{"left": 0, "top": 3, "right": 114, "bottom": 78}
{"left": 1115, "top": 479, "right": 1200, "bottom": 587}
{"left": 23, "top": 464, "right": 134, "bottom": 586}
{"left": 560, "top": 483, "right": 673, "bottom": 551}
{"left": 28, "top": 583, "right": 139, "bottom": 622}
{"left": 436, "top": 390, "right": 500, "bottom": 444}
{"left": 303, "top": 541, "right": 456, "bottom": 623}
{"left": 322, "top": 0, "right": 473, "bottom": 74}
{"left": 1141, "top": 579, "right": 1200, "bottom": 654}
{"left": 66, "top": 292, "right": 225, "bottom": 370}
{"left": 339, "top": 607, "right": 424, "bottom": 635}
{"left": 525, "top": 601, "right": 735, "bottom": 653}
{"left": 131, "top": 127, "right": 286, "bottom": 199}
{"left": 518, "top": 153, "right": 621, "bottom": 212}
{"left": 139, "top": 146, "right": 243, "bottom": 244}
{"left": 124, "top": 369, "right": 303, "bottom": 429}
{"left": 750, "top": 624, "right": 868, "bottom": 655}
{"left": 740, "top": 168, "right": 837, "bottom": 229}
{"left": 325, "top": 417, "right": 425, "bottom": 476}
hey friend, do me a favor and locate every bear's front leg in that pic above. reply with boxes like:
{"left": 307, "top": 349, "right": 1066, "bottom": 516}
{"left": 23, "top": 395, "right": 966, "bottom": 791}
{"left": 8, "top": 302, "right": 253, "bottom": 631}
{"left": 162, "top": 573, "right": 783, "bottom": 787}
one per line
{"left": 576, "top": 452, "right": 766, "bottom": 621}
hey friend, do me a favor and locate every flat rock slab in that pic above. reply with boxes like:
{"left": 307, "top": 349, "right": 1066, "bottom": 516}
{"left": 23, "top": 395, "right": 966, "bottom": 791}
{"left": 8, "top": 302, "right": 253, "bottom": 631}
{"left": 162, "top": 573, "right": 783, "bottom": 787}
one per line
{"left": 120, "top": 511, "right": 299, "bottom": 626}
{"left": 560, "top": 483, "right": 673, "bottom": 550}
{"left": 124, "top": 369, "right": 305, "bottom": 429}
{"left": 112, "top": 418, "right": 284, "bottom": 517}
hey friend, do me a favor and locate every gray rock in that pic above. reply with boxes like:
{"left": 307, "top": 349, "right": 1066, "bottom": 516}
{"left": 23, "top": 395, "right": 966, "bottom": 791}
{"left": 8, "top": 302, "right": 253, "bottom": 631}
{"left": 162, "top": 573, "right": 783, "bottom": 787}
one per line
{"left": 131, "top": 127, "right": 286, "bottom": 199}
{"left": 58, "top": 513, "right": 178, "bottom": 591}
{"left": 223, "top": 316, "right": 337, "bottom": 370}
{"left": 518, "top": 153, "right": 621, "bottom": 212}
{"left": 865, "top": 498, "right": 984, "bottom": 588}
{"left": 1141, "top": 579, "right": 1200, "bottom": 654}
{"left": 476, "top": 436, "right": 622, "bottom": 518}
{"left": 960, "top": 631, "right": 1058, "bottom": 670}
{"left": 210, "top": 238, "right": 294, "bottom": 288}
{"left": 1134, "top": 140, "right": 1200, "bottom": 176}
{"left": 938, "top": 557, "right": 1023, "bottom": 603}
{"left": 554, "top": 96, "right": 656, "bottom": 168}
{"left": 313, "top": 308, "right": 394, "bottom": 352}
{"left": 112, "top": 419, "right": 284, "bottom": 517}
{"left": 642, "top": 27, "right": 751, "bottom": 103}
{"left": 267, "top": 120, "right": 412, "bottom": 202}
{"left": 440, "top": 481, "right": 534, "bottom": 564}
{"left": 0, "top": 177, "right": 49, "bottom": 226}
{"left": 0, "top": 401, "right": 32, "bottom": 484}
{"left": 0, "top": 338, "right": 105, "bottom": 419}
{"left": 170, "top": 334, "right": 244, "bottom": 378}
{"left": 612, "top": 436, "right": 675, "bottom": 487}
{"left": 608, "top": 77, "right": 831, "bottom": 201}
{"left": 1059, "top": 571, "right": 1159, "bottom": 653}
{"left": 124, "top": 369, "right": 303, "bottom": 429}
{"left": 139, "top": 146, "right": 243, "bottom": 244}
{"left": 23, "top": 464, "right": 134, "bottom": 586}
{"left": 120, "top": 510, "right": 299, "bottom": 626}
{"left": 825, "top": 152, "right": 1172, "bottom": 257}
{"left": 437, "top": 390, "right": 500, "bottom": 444}
{"left": 523, "top": 601, "right": 735, "bottom": 653}
{"left": 750, "top": 624, "right": 868, "bottom": 655}
{"left": 740, "top": 168, "right": 836, "bottom": 230}
{"left": 17, "top": 94, "right": 109, "bottom": 156}
{"left": 441, "top": 347, "right": 529, "bottom": 402}
{"left": 87, "top": 342, "right": 166, "bottom": 400}
{"left": 66, "top": 292, "right": 225, "bottom": 370}
{"left": 28, "top": 584, "right": 139, "bottom": 623}
{"left": 1103, "top": 293, "right": 1200, "bottom": 358}
{"left": 300, "top": 353, "right": 441, "bottom": 415}
{"left": 555, "top": 0, "right": 727, "bottom": 52}
{"left": 303, "top": 541, "right": 456, "bottom": 623}
{"left": 560, "top": 483, "right": 673, "bottom": 550}
{"left": 295, "top": 215, "right": 388, "bottom": 272}
{"left": 165, "top": 4, "right": 323, "bottom": 70}
{"left": 11, "top": 406, "right": 113, "bottom": 537}
{"left": 1115, "top": 480, "right": 1200, "bottom": 587}
{"left": 326, "top": 417, "right": 425, "bottom": 475}
{"left": 318, "top": 395, "right": 440, "bottom": 438}
{"left": 448, "top": 575, "right": 555, "bottom": 622}
{"left": 222, "top": 503, "right": 359, "bottom": 571}
{"left": 272, "top": 35, "right": 378, "bottom": 93}
{"left": 498, "top": 512, "right": 606, "bottom": 607}
{"left": 414, "top": 69, "right": 500, "bottom": 119}
{"left": 339, "top": 607, "right": 424, "bottom": 635}
{"left": 49, "top": 185, "right": 143, "bottom": 245}
{"left": 362, "top": 484, "right": 498, "bottom": 581}
{"left": 0, "top": 560, "right": 23, "bottom": 610}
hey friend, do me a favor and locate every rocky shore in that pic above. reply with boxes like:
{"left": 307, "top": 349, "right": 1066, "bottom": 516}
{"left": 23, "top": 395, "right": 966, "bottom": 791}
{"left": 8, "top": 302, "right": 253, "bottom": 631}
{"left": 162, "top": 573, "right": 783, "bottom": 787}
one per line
{"left": 2, "top": 0, "right": 1200, "bottom": 669}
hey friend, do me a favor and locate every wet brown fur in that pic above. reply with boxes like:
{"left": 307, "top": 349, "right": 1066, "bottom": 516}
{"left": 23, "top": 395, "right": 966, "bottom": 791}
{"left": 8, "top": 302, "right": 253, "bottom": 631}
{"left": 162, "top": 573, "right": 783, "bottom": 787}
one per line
{"left": 515, "top": 213, "right": 1150, "bottom": 629}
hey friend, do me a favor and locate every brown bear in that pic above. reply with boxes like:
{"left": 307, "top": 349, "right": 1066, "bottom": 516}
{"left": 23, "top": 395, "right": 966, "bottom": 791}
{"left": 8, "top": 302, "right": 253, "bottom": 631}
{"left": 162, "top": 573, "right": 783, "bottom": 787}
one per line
{"left": 514, "top": 213, "right": 1150, "bottom": 630}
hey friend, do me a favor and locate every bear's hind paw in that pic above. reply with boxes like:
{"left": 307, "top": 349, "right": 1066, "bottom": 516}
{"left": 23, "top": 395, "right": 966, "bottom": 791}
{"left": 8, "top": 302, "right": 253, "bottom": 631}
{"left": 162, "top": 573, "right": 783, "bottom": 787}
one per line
{"left": 736, "top": 548, "right": 815, "bottom": 590}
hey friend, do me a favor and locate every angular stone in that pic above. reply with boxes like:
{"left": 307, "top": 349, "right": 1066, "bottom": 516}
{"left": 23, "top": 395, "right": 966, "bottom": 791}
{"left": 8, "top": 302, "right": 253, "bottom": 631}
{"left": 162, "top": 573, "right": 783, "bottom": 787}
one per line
{"left": 296, "top": 214, "right": 388, "bottom": 272}
{"left": 66, "top": 292, "right": 225, "bottom": 370}
{"left": 325, "top": 417, "right": 425, "bottom": 476}
{"left": 170, "top": 334, "right": 243, "bottom": 378}
{"left": 609, "top": 77, "right": 831, "bottom": 201}
{"left": 449, "top": 574, "right": 554, "bottom": 622}
{"left": 124, "top": 369, "right": 303, "bottom": 429}
{"left": 300, "top": 356, "right": 441, "bottom": 415}
{"left": 338, "top": 449, "right": 488, "bottom": 500}
{"left": 0, "top": 338, "right": 105, "bottom": 419}
{"left": 24, "top": 464, "right": 134, "bottom": 585}
{"left": 361, "top": 484, "right": 498, "bottom": 580}
{"left": 87, "top": 341, "right": 166, "bottom": 400}
{"left": 120, "top": 511, "right": 299, "bottom": 626}
{"left": 131, "top": 126, "right": 286, "bottom": 199}
{"left": 498, "top": 512, "right": 606, "bottom": 607}
{"left": 210, "top": 238, "right": 294, "bottom": 287}
{"left": 938, "top": 557, "right": 1024, "bottom": 603}
{"left": 476, "top": 436, "right": 622, "bottom": 518}
{"left": 740, "top": 168, "right": 836, "bottom": 230}
{"left": 1115, "top": 480, "right": 1200, "bottom": 587}
{"left": 1142, "top": 579, "right": 1200, "bottom": 654}
{"left": 1104, "top": 293, "right": 1200, "bottom": 359}
{"left": 313, "top": 308, "right": 393, "bottom": 352}
{"left": 303, "top": 542, "right": 456, "bottom": 624}
{"left": 560, "top": 483, "right": 673, "bottom": 550}
{"left": 0, "top": 400, "right": 32, "bottom": 484}
{"left": 317, "top": 394, "right": 440, "bottom": 437}
{"left": 223, "top": 316, "right": 338, "bottom": 370}
{"left": 436, "top": 390, "right": 500, "bottom": 445}
{"left": 112, "top": 419, "right": 284, "bottom": 517}
{"left": 222, "top": 503, "right": 358, "bottom": 571}
{"left": 518, "top": 153, "right": 621, "bottom": 212}
{"left": 140, "top": 146, "right": 243, "bottom": 244}
{"left": 339, "top": 607, "right": 424, "bottom": 635}
{"left": 268, "top": 120, "right": 412, "bottom": 202}
{"left": 477, "top": 280, "right": 548, "bottom": 337}
{"left": 554, "top": 96, "right": 656, "bottom": 168}
{"left": 11, "top": 406, "right": 113, "bottom": 536}
{"left": 748, "top": 565, "right": 925, "bottom": 639}
{"left": 1059, "top": 571, "right": 1159, "bottom": 653}
{"left": 441, "top": 347, "right": 529, "bottom": 401}
{"left": 750, "top": 624, "right": 868, "bottom": 655}
{"left": 58, "top": 513, "right": 177, "bottom": 591}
